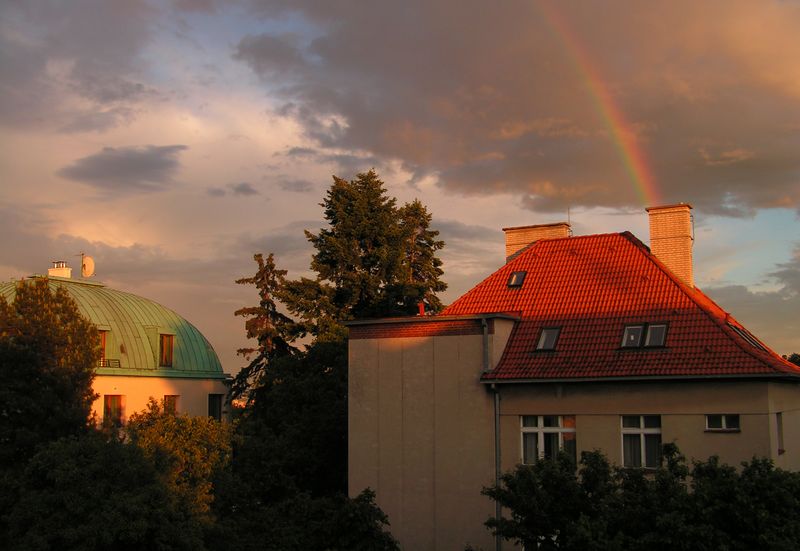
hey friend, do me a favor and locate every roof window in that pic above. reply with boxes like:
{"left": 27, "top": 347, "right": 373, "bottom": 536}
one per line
{"left": 536, "top": 327, "right": 560, "bottom": 351}
{"left": 727, "top": 323, "right": 767, "bottom": 352}
{"left": 508, "top": 271, "right": 527, "bottom": 287}
{"left": 621, "top": 323, "right": 668, "bottom": 348}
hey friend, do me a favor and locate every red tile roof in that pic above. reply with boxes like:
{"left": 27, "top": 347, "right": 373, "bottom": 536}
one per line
{"left": 441, "top": 232, "right": 800, "bottom": 381}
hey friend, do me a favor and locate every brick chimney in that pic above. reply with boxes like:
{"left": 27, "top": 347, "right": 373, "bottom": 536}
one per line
{"left": 503, "top": 222, "right": 571, "bottom": 262}
{"left": 646, "top": 203, "right": 694, "bottom": 287}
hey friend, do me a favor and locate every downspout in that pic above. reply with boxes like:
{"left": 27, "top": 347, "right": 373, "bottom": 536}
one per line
{"left": 482, "top": 318, "right": 502, "bottom": 551}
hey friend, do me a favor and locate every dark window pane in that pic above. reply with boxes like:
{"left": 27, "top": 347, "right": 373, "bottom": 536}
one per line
{"left": 536, "top": 328, "right": 560, "bottom": 350}
{"left": 562, "top": 432, "right": 577, "bottom": 463}
{"left": 104, "top": 395, "right": 123, "bottom": 427}
{"left": 508, "top": 271, "right": 527, "bottom": 287}
{"left": 707, "top": 414, "right": 723, "bottom": 429}
{"left": 543, "top": 415, "right": 559, "bottom": 427}
{"left": 725, "top": 414, "right": 740, "bottom": 430}
{"left": 644, "top": 434, "right": 662, "bottom": 468}
{"left": 164, "top": 395, "right": 178, "bottom": 414}
{"left": 622, "top": 325, "right": 644, "bottom": 347}
{"left": 645, "top": 324, "right": 667, "bottom": 346}
{"left": 522, "top": 415, "right": 538, "bottom": 428}
{"left": 623, "top": 434, "right": 641, "bottom": 467}
{"left": 622, "top": 415, "right": 641, "bottom": 428}
{"left": 523, "top": 433, "right": 538, "bottom": 464}
{"left": 208, "top": 394, "right": 223, "bottom": 421}
{"left": 543, "top": 432, "right": 559, "bottom": 460}
{"left": 643, "top": 415, "right": 661, "bottom": 428}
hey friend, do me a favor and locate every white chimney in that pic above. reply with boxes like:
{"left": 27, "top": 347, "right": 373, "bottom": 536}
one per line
{"left": 503, "top": 222, "right": 571, "bottom": 262}
{"left": 646, "top": 203, "right": 694, "bottom": 287}
{"left": 48, "top": 260, "right": 72, "bottom": 279}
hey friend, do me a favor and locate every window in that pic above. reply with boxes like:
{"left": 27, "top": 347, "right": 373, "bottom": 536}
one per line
{"left": 164, "top": 395, "right": 179, "bottom": 415}
{"left": 521, "top": 415, "right": 576, "bottom": 463}
{"left": 777, "top": 412, "right": 785, "bottom": 455}
{"left": 104, "top": 395, "right": 124, "bottom": 427}
{"left": 208, "top": 394, "right": 223, "bottom": 421}
{"left": 621, "top": 324, "right": 668, "bottom": 348}
{"left": 508, "top": 271, "right": 527, "bottom": 287}
{"left": 98, "top": 330, "right": 108, "bottom": 366}
{"left": 728, "top": 323, "right": 767, "bottom": 352}
{"left": 621, "top": 415, "right": 661, "bottom": 468}
{"left": 705, "top": 414, "right": 740, "bottom": 432}
{"left": 159, "top": 334, "right": 174, "bottom": 367}
{"left": 535, "top": 328, "right": 561, "bottom": 351}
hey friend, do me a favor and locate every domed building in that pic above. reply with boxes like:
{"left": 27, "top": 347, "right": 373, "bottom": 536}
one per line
{"left": 0, "top": 261, "right": 230, "bottom": 425}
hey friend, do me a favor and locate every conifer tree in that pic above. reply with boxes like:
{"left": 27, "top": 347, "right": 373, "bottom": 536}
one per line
{"left": 232, "top": 253, "right": 295, "bottom": 400}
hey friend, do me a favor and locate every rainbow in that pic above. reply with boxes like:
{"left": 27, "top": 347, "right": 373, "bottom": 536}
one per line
{"left": 537, "top": 1, "right": 662, "bottom": 207}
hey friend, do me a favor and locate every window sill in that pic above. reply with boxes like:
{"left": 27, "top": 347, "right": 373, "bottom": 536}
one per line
{"left": 704, "top": 429, "right": 741, "bottom": 434}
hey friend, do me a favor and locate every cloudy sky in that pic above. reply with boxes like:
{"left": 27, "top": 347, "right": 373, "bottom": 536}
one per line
{"left": 1, "top": 0, "right": 798, "bottom": 373}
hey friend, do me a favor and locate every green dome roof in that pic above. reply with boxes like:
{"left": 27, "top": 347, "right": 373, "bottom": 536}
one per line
{"left": 0, "top": 276, "right": 226, "bottom": 379}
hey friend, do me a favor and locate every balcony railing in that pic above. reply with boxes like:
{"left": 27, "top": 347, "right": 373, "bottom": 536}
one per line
{"left": 98, "top": 359, "right": 121, "bottom": 368}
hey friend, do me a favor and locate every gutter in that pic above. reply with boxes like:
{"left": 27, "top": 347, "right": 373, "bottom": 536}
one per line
{"left": 482, "top": 318, "right": 502, "bottom": 551}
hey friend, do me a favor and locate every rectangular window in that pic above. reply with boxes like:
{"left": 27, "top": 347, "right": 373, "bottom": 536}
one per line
{"left": 507, "top": 271, "right": 527, "bottom": 287}
{"left": 705, "top": 414, "right": 740, "bottom": 431}
{"left": 521, "top": 415, "right": 576, "bottom": 464}
{"left": 208, "top": 394, "right": 223, "bottom": 421}
{"left": 621, "top": 415, "right": 661, "bottom": 468}
{"left": 98, "top": 330, "right": 108, "bottom": 366}
{"left": 777, "top": 412, "right": 785, "bottom": 455}
{"left": 159, "top": 334, "right": 174, "bottom": 367}
{"left": 103, "top": 395, "right": 124, "bottom": 427}
{"left": 621, "top": 325, "right": 645, "bottom": 347}
{"left": 622, "top": 324, "right": 668, "bottom": 348}
{"left": 164, "top": 395, "right": 179, "bottom": 415}
{"left": 535, "top": 327, "right": 561, "bottom": 351}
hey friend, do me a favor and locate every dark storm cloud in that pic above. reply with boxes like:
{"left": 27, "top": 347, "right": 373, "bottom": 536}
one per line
{"left": 237, "top": 0, "right": 800, "bottom": 215}
{"left": 58, "top": 145, "right": 188, "bottom": 193}
{"left": 0, "top": 0, "right": 155, "bottom": 130}
{"left": 207, "top": 182, "right": 261, "bottom": 197}
{"left": 276, "top": 178, "right": 314, "bottom": 193}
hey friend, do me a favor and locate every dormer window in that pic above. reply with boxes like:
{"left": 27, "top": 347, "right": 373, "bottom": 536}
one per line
{"left": 507, "top": 271, "right": 527, "bottom": 288}
{"left": 159, "top": 334, "right": 174, "bottom": 367}
{"left": 621, "top": 324, "right": 668, "bottom": 348}
{"left": 536, "top": 327, "right": 560, "bottom": 351}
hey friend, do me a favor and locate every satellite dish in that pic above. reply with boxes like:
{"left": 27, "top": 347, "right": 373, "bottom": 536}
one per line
{"left": 81, "top": 254, "right": 95, "bottom": 278}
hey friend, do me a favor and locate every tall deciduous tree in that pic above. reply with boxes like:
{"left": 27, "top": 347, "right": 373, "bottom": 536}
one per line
{"left": 0, "top": 278, "right": 99, "bottom": 467}
{"left": 232, "top": 253, "right": 296, "bottom": 400}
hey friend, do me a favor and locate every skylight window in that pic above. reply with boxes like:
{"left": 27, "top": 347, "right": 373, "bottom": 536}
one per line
{"left": 508, "top": 271, "right": 527, "bottom": 288}
{"left": 727, "top": 323, "right": 767, "bottom": 352}
{"left": 622, "top": 324, "right": 668, "bottom": 348}
{"left": 536, "top": 328, "right": 560, "bottom": 351}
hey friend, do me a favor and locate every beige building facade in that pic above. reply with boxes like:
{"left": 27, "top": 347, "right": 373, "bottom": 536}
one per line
{"left": 347, "top": 205, "right": 800, "bottom": 550}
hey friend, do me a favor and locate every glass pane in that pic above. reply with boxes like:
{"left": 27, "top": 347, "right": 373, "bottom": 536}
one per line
{"left": 725, "top": 415, "right": 740, "bottom": 430}
{"left": 707, "top": 414, "right": 723, "bottom": 429}
{"left": 523, "top": 433, "right": 538, "bottom": 464}
{"left": 562, "top": 415, "right": 576, "bottom": 429}
{"left": 645, "top": 324, "right": 667, "bottom": 346}
{"left": 543, "top": 415, "right": 559, "bottom": 427}
{"left": 208, "top": 394, "right": 222, "bottom": 421}
{"left": 543, "top": 432, "right": 559, "bottom": 460}
{"left": 644, "top": 434, "right": 662, "bottom": 468}
{"left": 537, "top": 328, "right": 559, "bottom": 350}
{"left": 623, "top": 434, "right": 641, "bottom": 467}
{"left": 622, "top": 326, "right": 644, "bottom": 347}
{"left": 522, "top": 415, "right": 538, "bottom": 427}
{"left": 562, "top": 432, "right": 577, "bottom": 463}
{"left": 622, "top": 415, "right": 641, "bottom": 428}
{"left": 643, "top": 415, "right": 661, "bottom": 428}
{"left": 508, "top": 271, "right": 526, "bottom": 287}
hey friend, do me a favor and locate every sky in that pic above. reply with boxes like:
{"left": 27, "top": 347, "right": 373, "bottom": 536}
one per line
{"left": 1, "top": 0, "right": 798, "bottom": 374}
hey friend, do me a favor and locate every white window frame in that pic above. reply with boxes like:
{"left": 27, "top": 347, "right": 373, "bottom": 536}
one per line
{"left": 520, "top": 415, "right": 576, "bottom": 464}
{"left": 621, "top": 415, "right": 661, "bottom": 468}
{"left": 705, "top": 414, "right": 740, "bottom": 432}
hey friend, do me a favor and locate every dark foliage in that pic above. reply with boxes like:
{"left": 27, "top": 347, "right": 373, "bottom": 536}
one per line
{"left": 482, "top": 445, "right": 800, "bottom": 551}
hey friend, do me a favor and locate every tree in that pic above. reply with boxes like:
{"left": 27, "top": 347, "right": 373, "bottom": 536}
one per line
{"left": 6, "top": 432, "right": 204, "bottom": 551}
{"left": 127, "top": 399, "right": 233, "bottom": 525}
{"left": 281, "top": 170, "right": 447, "bottom": 340}
{"left": 784, "top": 353, "right": 800, "bottom": 367}
{"left": 0, "top": 278, "right": 99, "bottom": 467}
{"left": 482, "top": 446, "right": 800, "bottom": 550}
{"left": 232, "top": 253, "right": 296, "bottom": 400}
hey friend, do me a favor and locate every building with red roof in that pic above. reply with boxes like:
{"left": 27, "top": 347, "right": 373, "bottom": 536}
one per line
{"left": 347, "top": 204, "right": 800, "bottom": 551}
